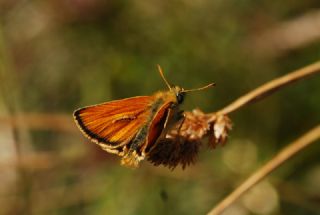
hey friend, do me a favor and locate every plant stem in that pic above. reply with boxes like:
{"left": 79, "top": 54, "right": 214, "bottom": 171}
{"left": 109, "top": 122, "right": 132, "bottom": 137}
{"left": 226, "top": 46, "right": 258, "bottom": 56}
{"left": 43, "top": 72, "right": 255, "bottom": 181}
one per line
{"left": 207, "top": 125, "right": 320, "bottom": 215}
{"left": 218, "top": 61, "right": 320, "bottom": 115}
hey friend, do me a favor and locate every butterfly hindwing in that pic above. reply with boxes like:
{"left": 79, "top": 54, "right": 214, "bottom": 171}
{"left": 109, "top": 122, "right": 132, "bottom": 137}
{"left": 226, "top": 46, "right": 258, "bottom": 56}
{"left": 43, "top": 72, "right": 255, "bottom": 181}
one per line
{"left": 144, "top": 101, "right": 172, "bottom": 153}
{"left": 73, "top": 96, "right": 154, "bottom": 149}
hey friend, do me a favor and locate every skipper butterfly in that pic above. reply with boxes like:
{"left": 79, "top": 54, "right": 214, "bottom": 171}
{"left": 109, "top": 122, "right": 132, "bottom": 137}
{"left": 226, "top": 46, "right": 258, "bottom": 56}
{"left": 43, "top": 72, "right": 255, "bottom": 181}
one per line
{"left": 73, "top": 65, "right": 214, "bottom": 168}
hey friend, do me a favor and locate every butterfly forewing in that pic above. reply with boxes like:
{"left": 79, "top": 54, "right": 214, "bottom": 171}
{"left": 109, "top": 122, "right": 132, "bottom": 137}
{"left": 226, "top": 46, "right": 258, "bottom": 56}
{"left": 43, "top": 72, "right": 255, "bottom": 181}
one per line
{"left": 74, "top": 96, "right": 154, "bottom": 148}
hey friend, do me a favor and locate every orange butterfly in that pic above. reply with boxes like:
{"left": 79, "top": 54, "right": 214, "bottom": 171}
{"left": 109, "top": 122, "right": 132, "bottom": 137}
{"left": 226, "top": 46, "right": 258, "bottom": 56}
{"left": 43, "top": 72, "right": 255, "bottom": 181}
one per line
{"left": 73, "top": 65, "right": 214, "bottom": 168}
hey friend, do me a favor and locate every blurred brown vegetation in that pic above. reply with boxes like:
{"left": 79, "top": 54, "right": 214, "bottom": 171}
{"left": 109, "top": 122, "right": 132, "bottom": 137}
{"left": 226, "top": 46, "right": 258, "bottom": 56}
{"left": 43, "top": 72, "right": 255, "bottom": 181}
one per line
{"left": 0, "top": 1, "right": 320, "bottom": 214}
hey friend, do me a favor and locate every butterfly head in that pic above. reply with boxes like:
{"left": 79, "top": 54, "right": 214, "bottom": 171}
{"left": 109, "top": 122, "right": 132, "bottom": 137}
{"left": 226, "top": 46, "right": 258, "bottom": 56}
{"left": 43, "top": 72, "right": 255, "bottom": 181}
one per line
{"left": 171, "top": 86, "right": 186, "bottom": 104}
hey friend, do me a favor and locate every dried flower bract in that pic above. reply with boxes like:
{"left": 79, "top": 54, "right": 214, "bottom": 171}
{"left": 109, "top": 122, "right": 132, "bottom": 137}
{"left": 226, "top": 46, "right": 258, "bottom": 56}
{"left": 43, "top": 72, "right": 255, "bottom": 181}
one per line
{"left": 148, "top": 109, "right": 232, "bottom": 169}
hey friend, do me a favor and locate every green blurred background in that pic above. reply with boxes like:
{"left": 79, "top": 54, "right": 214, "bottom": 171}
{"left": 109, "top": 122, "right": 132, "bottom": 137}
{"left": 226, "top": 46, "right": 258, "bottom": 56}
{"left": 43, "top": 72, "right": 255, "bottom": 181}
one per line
{"left": 1, "top": 1, "right": 320, "bottom": 214}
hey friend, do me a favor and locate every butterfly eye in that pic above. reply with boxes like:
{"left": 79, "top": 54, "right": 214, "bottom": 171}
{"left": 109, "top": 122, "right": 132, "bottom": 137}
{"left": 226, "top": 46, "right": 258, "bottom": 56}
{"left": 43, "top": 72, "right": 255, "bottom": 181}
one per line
{"left": 176, "top": 93, "right": 185, "bottom": 104}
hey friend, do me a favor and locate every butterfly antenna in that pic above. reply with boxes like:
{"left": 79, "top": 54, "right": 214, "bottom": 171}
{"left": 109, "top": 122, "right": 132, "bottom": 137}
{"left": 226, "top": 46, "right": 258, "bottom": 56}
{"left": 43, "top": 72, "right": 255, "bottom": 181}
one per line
{"left": 182, "top": 83, "right": 215, "bottom": 93}
{"left": 157, "top": 64, "right": 171, "bottom": 90}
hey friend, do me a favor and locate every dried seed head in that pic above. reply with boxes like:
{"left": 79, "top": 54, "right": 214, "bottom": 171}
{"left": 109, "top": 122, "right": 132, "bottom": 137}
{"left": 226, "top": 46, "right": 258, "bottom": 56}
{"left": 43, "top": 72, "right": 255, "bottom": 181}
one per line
{"left": 208, "top": 114, "right": 232, "bottom": 148}
{"left": 170, "top": 109, "right": 212, "bottom": 141}
{"left": 148, "top": 109, "right": 232, "bottom": 169}
{"left": 148, "top": 138, "right": 199, "bottom": 170}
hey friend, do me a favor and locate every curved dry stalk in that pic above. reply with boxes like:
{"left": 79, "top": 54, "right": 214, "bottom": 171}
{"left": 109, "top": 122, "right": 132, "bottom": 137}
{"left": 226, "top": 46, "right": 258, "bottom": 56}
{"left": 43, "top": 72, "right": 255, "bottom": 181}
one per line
{"left": 217, "top": 61, "right": 320, "bottom": 115}
{"left": 207, "top": 125, "right": 320, "bottom": 215}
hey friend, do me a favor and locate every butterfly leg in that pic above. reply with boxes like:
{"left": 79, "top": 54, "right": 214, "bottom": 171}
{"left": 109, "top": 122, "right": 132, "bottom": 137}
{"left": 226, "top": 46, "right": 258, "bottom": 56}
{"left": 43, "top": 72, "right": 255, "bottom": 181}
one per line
{"left": 177, "top": 113, "right": 185, "bottom": 135}
{"left": 163, "top": 108, "right": 173, "bottom": 129}
{"left": 175, "top": 111, "right": 186, "bottom": 144}
{"left": 163, "top": 108, "right": 184, "bottom": 129}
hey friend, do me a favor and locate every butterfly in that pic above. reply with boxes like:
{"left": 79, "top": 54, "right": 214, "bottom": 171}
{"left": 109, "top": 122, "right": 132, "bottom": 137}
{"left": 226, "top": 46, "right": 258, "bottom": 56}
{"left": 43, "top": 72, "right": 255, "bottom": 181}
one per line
{"left": 73, "top": 65, "right": 214, "bottom": 168}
